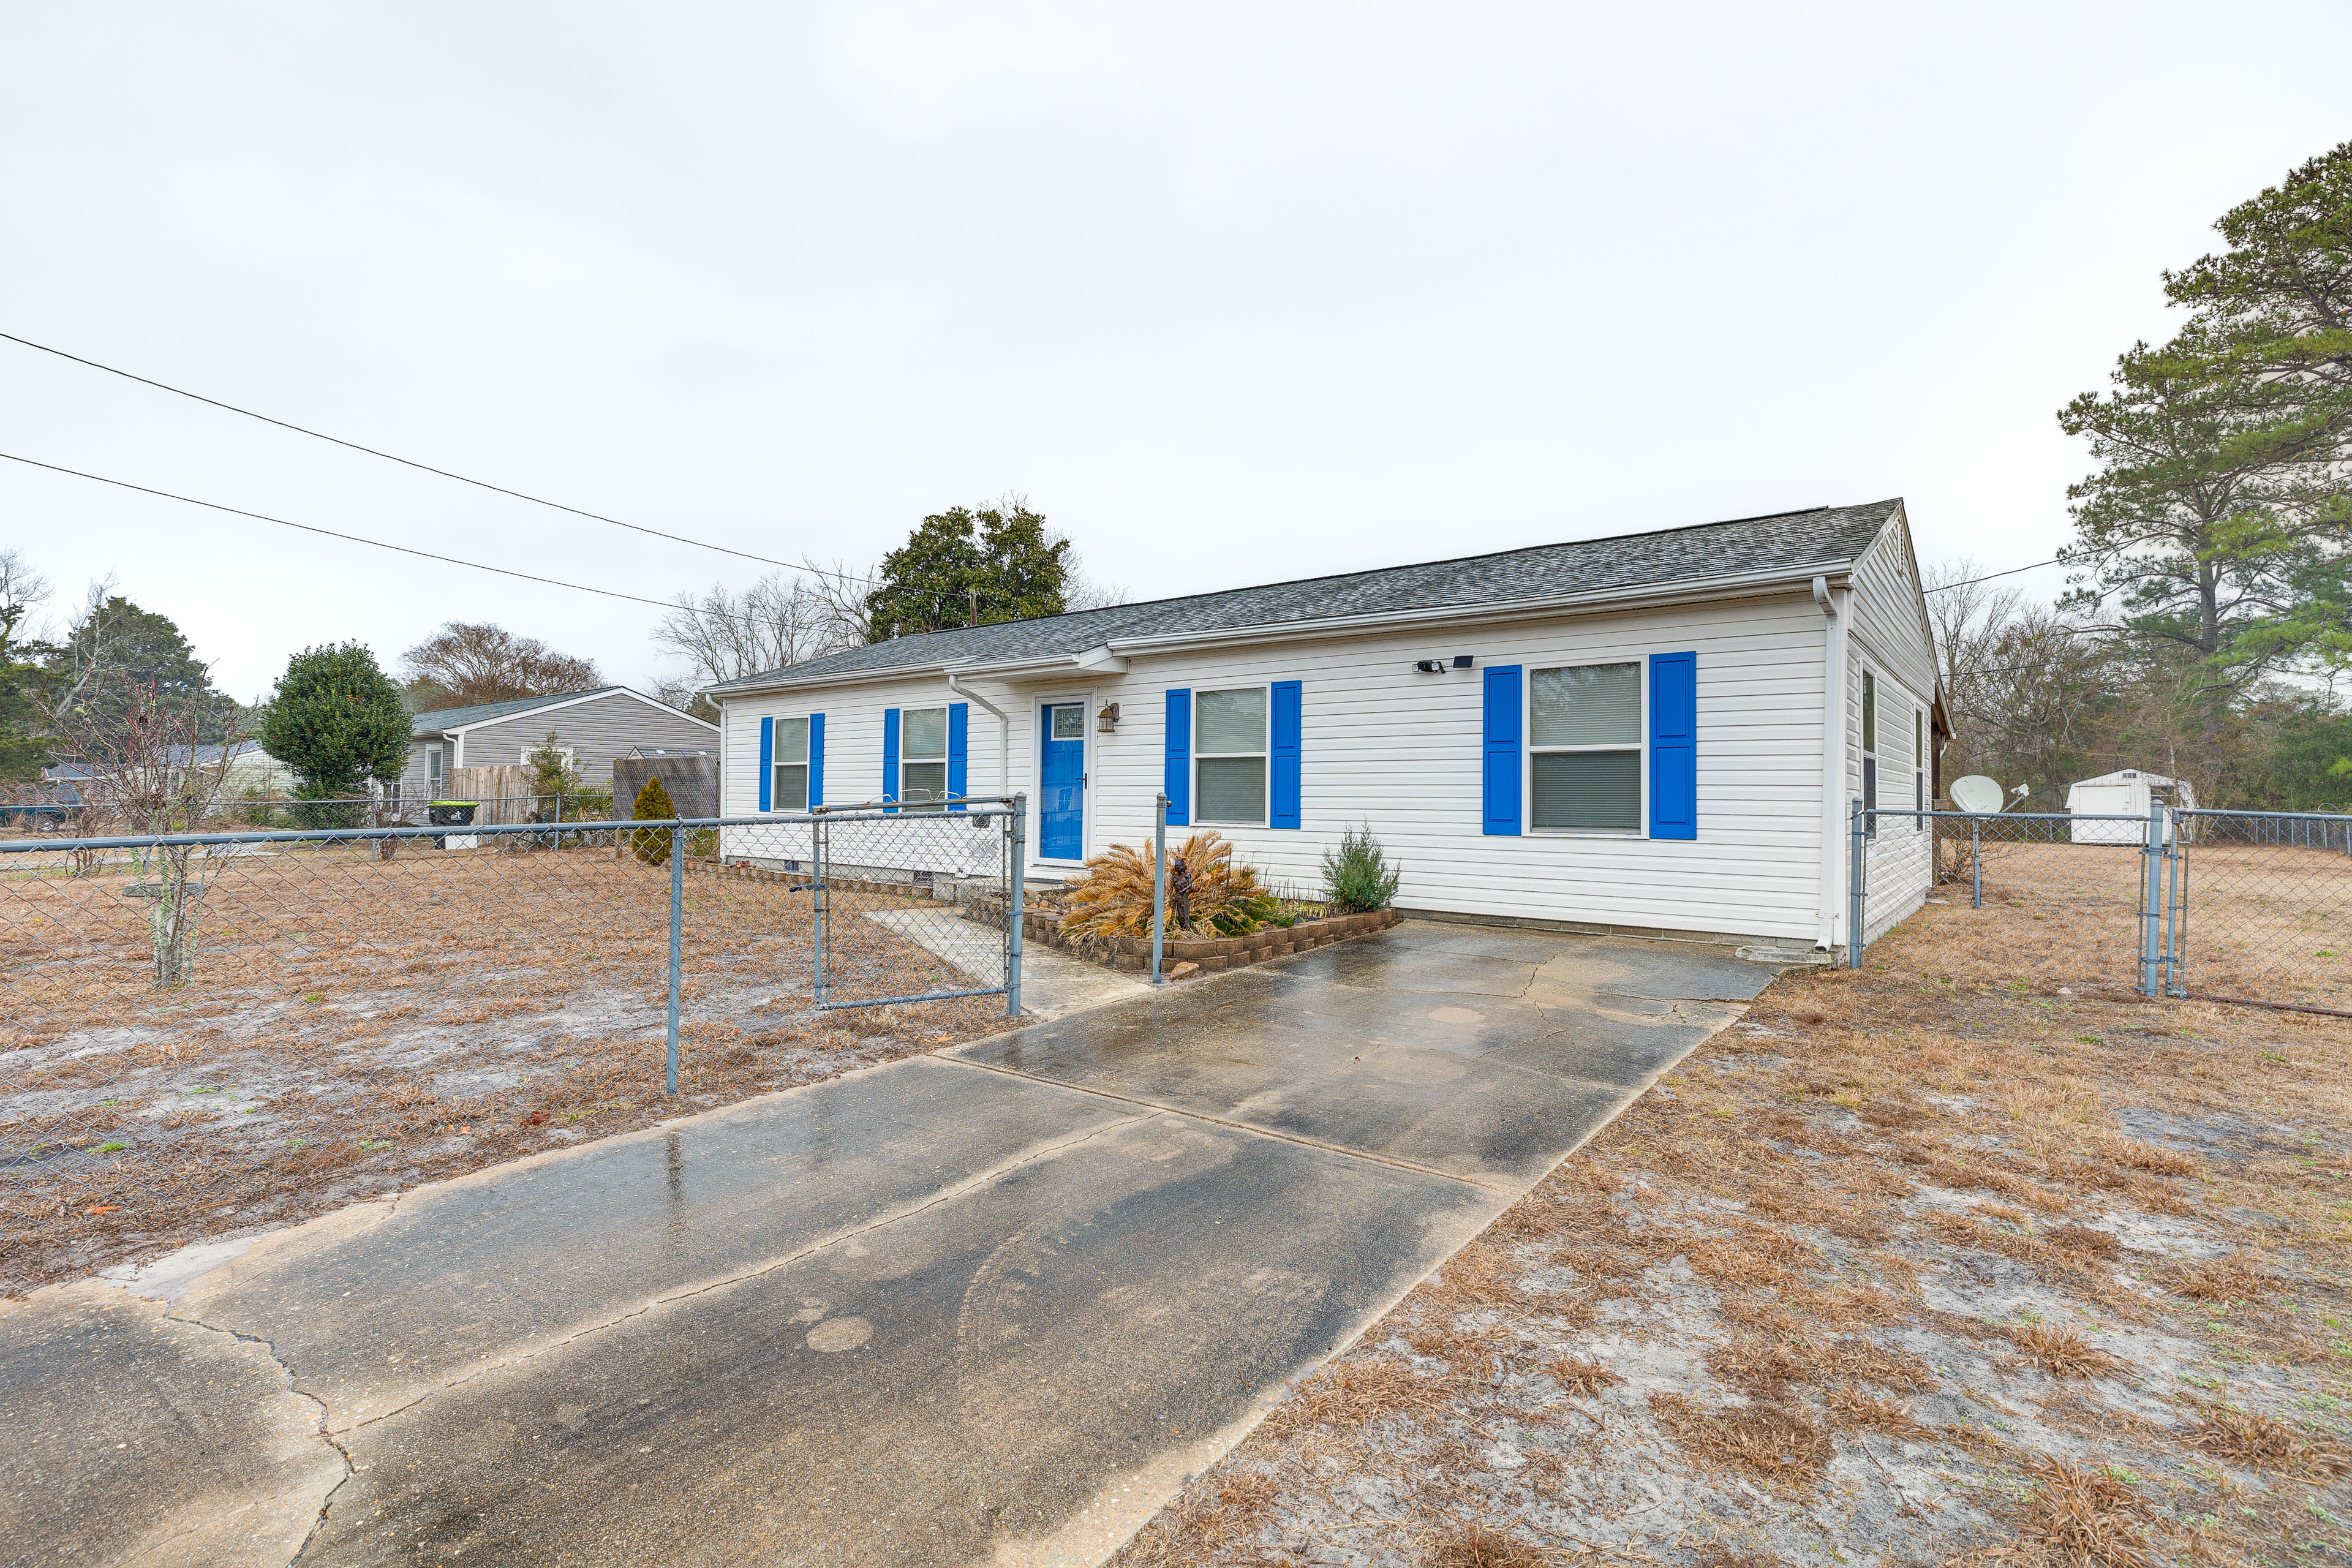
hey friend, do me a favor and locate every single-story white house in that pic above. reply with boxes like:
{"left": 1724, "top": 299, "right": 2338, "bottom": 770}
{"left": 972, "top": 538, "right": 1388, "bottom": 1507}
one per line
{"left": 705, "top": 499, "right": 1946, "bottom": 953}
{"left": 2066, "top": 769, "right": 2195, "bottom": 845}
{"left": 399, "top": 688, "right": 718, "bottom": 802}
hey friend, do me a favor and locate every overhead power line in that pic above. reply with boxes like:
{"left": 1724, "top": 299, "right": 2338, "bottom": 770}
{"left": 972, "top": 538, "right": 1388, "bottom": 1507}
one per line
{"left": 0, "top": 330, "right": 878, "bottom": 588}
{"left": 0, "top": 450, "right": 787, "bottom": 626}
{"left": 1924, "top": 557, "right": 2068, "bottom": 593}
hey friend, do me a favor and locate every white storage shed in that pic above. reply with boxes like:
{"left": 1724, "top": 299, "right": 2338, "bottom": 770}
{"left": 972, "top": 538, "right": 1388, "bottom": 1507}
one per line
{"left": 2066, "top": 769, "right": 2195, "bottom": 843}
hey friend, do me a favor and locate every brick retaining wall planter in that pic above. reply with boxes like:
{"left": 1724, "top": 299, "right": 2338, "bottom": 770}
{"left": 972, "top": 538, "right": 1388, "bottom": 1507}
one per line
{"left": 1023, "top": 907, "right": 1398, "bottom": 975}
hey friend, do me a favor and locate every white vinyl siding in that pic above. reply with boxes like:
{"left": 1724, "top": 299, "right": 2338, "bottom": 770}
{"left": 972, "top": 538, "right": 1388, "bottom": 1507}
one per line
{"left": 1530, "top": 662, "right": 1642, "bottom": 832}
{"left": 1845, "top": 511, "right": 1936, "bottom": 942}
{"left": 716, "top": 585, "right": 1890, "bottom": 944}
{"left": 1195, "top": 687, "right": 1268, "bottom": 826}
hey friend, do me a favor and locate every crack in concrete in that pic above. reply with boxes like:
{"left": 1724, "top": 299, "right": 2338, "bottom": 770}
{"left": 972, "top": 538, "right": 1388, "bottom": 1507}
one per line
{"left": 138, "top": 1297, "right": 355, "bottom": 1567}
{"left": 265, "top": 1108, "right": 1156, "bottom": 1446}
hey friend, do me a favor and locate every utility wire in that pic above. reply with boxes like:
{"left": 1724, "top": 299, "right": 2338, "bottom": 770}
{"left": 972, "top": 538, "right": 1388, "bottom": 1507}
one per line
{"left": 0, "top": 451, "right": 789, "bottom": 627}
{"left": 0, "top": 330, "right": 879, "bottom": 588}
{"left": 1924, "top": 557, "right": 2068, "bottom": 592}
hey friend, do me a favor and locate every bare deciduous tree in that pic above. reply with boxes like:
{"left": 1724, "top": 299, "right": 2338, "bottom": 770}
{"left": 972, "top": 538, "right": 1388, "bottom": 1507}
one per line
{"left": 654, "top": 573, "right": 839, "bottom": 687}
{"left": 44, "top": 678, "right": 244, "bottom": 983}
{"left": 0, "top": 546, "right": 50, "bottom": 662}
{"left": 401, "top": 623, "right": 603, "bottom": 709}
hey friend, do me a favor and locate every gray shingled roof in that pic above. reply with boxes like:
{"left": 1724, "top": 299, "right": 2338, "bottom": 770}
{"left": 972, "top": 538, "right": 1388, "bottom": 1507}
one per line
{"left": 711, "top": 500, "right": 1900, "bottom": 692}
{"left": 410, "top": 688, "right": 619, "bottom": 737}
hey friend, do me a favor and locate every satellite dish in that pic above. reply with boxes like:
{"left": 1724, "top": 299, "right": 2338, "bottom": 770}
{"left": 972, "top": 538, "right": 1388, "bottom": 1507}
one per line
{"left": 1950, "top": 775, "right": 2004, "bottom": 814}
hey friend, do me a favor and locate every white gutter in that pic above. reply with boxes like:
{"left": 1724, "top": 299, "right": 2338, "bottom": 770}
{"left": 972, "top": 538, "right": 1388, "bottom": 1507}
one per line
{"left": 713, "top": 560, "right": 1861, "bottom": 699}
{"left": 1815, "top": 574, "right": 1849, "bottom": 951}
{"left": 943, "top": 668, "right": 1012, "bottom": 795}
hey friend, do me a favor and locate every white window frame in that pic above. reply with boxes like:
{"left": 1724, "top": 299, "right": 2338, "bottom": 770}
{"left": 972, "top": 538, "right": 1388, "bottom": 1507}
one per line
{"left": 1913, "top": 706, "right": 1926, "bottom": 829}
{"left": 1860, "top": 666, "right": 1879, "bottom": 840}
{"left": 1193, "top": 684, "right": 1270, "bottom": 828}
{"left": 770, "top": 716, "right": 810, "bottom": 813}
{"left": 899, "top": 704, "right": 949, "bottom": 811}
{"left": 426, "top": 744, "right": 445, "bottom": 793}
{"left": 1527, "top": 660, "right": 1646, "bottom": 837}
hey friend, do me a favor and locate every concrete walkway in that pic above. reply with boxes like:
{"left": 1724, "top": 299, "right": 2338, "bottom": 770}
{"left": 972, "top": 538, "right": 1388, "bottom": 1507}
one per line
{"left": 0, "top": 922, "right": 1779, "bottom": 1568}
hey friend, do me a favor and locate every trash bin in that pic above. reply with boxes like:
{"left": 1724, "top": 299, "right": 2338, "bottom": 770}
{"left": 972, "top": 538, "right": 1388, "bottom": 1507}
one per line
{"left": 428, "top": 800, "right": 478, "bottom": 849}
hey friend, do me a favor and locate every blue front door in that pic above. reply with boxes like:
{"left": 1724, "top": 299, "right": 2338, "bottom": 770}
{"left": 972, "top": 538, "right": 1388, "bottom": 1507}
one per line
{"left": 1039, "top": 703, "right": 1085, "bottom": 860}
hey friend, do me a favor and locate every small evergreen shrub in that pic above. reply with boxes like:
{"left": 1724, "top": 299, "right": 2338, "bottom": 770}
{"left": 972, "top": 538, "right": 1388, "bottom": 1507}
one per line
{"left": 630, "top": 776, "right": 676, "bottom": 865}
{"left": 1321, "top": 821, "right": 1401, "bottom": 914}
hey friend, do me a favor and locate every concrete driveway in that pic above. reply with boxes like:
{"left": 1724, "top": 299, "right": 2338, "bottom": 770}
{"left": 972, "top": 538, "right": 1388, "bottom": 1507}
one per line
{"left": 1, "top": 921, "right": 1778, "bottom": 1568}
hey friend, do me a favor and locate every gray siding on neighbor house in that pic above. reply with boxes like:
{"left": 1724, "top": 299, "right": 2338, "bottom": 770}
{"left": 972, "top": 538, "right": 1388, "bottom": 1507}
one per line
{"left": 452, "top": 693, "right": 716, "bottom": 785}
{"left": 396, "top": 739, "right": 451, "bottom": 803}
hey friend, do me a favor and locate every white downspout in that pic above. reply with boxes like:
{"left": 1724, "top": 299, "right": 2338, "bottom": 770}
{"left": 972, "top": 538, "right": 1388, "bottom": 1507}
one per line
{"left": 943, "top": 667, "right": 1012, "bottom": 798}
{"left": 1815, "top": 575, "right": 1847, "bottom": 951}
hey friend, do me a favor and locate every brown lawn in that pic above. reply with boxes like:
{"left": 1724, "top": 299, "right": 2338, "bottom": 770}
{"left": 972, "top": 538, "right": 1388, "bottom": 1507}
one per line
{"left": 1116, "top": 889, "right": 2352, "bottom": 1567}
{"left": 0, "top": 839, "right": 1014, "bottom": 1294}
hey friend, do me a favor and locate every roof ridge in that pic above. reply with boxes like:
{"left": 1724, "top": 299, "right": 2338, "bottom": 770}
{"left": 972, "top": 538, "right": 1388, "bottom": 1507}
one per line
{"left": 855, "top": 502, "right": 1884, "bottom": 657}
{"left": 711, "top": 498, "right": 1903, "bottom": 692}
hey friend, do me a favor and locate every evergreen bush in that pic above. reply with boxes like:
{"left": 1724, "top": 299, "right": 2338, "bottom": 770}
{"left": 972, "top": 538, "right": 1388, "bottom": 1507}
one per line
{"left": 630, "top": 775, "right": 676, "bottom": 865}
{"left": 1321, "top": 821, "right": 1401, "bottom": 914}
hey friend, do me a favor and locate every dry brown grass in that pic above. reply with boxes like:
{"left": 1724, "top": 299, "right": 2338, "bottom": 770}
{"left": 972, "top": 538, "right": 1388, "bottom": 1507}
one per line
{"left": 1423, "top": 1521, "right": 1550, "bottom": 1568}
{"left": 2191, "top": 1405, "right": 2352, "bottom": 1478}
{"left": 2174, "top": 1253, "right": 2275, "bottom": 1302}
{"left": 1261, "top": 1358, "right": 1449, "bottom": 1438}
{"left": 1820, "top": 1384, "right": 1930, "bottom": 1439}
{"left": 2016, "top": 1455, "right": 2155, "bottom": 1568}
{"left": 2005, "top": 1322, "right": 2127, "bottom": 1378}
{"left": 1541, "top": 1354, "right": 1619, "bottom": 1400}
{"left": 1649, "top": 1391, "right": 1834, "bottom": 1485}
{"left": 1113, "top": 888, "right": 2352, "bottom": 1567}
{"left": 1, "top": 845, "right": 1014, "bottom": 1291}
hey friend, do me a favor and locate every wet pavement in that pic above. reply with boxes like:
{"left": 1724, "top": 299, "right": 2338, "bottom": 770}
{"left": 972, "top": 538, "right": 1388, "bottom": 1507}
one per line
{"left": 1, "top": 922, "right": 1776, "bottom": 1567}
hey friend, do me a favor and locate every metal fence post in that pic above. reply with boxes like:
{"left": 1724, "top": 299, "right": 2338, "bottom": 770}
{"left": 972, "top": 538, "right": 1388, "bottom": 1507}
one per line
{"left": 2138, "top": 799, "right": 2165, "bottom": 997}
{"left": 1006, "top": 794, "right": 1026, "bottom": 1016}
{"left": 1970, "top": 818, "right": 1982, "bottom": 910}
{"left": 665, "top": 818, "right": 684, "bottom": 1095}
{"left": 2165, "top": 810, "right": 2188, "bottom": 997}
{"left": 1848, "top": 798, "right": 1866, "bottom": 969}
{"left": 1151, "top": 791, "right": 1167, "bottom": 985}
{"left": 812, "top": 815, "right": 829, "bottom": 1009}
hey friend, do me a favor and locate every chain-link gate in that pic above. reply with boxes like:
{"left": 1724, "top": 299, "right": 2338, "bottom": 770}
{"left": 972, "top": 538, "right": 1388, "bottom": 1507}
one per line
{"left": 1853, "top": 802, "right": 2352, "bottom": 1016}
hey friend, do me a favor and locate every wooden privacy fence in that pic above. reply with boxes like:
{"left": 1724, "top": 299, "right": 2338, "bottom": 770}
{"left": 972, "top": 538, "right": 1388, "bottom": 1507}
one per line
{"left": 445, "top": 766, "right": 539, "bottom": 824}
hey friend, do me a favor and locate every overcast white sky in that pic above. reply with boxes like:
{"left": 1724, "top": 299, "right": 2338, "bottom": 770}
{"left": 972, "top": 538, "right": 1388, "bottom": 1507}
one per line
{"left": 4, "top": 2, "right": 2348, "bottom": 701}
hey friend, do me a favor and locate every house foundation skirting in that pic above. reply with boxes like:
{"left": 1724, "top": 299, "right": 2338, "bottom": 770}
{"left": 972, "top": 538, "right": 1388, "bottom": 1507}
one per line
{"left": 1393, "top": 905, "right": 1816, "bottom": 952}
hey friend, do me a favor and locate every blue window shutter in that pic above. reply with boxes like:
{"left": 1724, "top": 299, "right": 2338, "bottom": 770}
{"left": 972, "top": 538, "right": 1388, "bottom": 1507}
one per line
{"left": 947, "top": 703, "right": 968, "bottom": 809}
{"left": 808, "top": 713, "right": 825, "bottom": 809}
{"left": 1164, "top": 689, "right": 1191, "bottom": 827}
{"left": 758, "top": 716, "right": 774, "bottom": 812}
{"left": 882, "top": 707, "right": 900, "bottom": 813}
{"left": 1482, "top": 666, "right": 1522, "bottom": 835}
{"left": 1270, "top": 680, "right": 1302, "bottom": 829}
{"left": 1649, "top": 651, "right": 1697, "bottom": 840}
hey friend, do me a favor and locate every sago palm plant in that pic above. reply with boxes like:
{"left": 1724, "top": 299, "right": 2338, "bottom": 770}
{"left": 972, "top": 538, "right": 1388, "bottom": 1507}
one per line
{"left": 1061, "top": 831, "right": 1275, "bottom": 938}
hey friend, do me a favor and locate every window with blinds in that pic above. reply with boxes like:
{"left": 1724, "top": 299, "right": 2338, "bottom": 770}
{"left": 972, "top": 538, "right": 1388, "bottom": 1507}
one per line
{"left": 1530, "top": 663, "right": 1640, "bottom": 831}
{"left": 901, "top": 706, "right": 948, "bottom": 809}
{"left": 1195, "top": 687, "right": 1268, "bottom": 824}
{"left": 771, "top": 717, "right": 810, "bottom": 812}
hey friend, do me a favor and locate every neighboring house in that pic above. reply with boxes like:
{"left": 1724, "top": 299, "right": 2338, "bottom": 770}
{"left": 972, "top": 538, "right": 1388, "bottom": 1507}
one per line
{"left": 41, "top": 741, "right": 293, "bottom": 805}
{"left": 705, "top": 499, "right": 1945, "bottom": 955}
{"left": 401, "top": 688, "right": 719, "bottom": 802}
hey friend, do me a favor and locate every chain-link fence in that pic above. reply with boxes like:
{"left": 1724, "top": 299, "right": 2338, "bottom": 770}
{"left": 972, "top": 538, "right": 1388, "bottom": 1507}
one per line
{"left": 1856, "top": 804, "right": 2352, "bottom": 1016}
{"left": 0, "top": 801, "right": 1022, "bottom": 1294}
